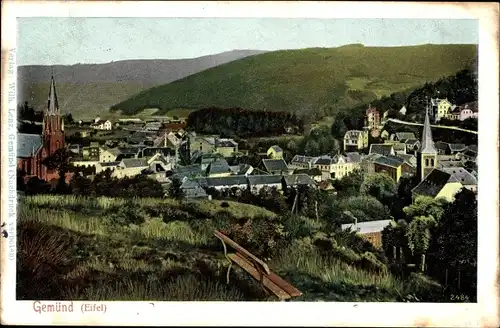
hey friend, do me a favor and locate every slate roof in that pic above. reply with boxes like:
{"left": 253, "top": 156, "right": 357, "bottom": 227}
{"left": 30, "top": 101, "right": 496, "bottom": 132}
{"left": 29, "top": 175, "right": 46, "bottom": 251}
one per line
{"left": 17, "top": 133, "right": 43, "bottom": 158}
{"left": 313, "top": 156, "right": 333, "bottom": 165}
{"left": 404, "top": 139, "right": 420, "bottom": 147}
{"left": 247, "top": 175, "right": 283, "bottom": 186}
{"left": 434, "top": 141, "right": 449, "bottom": 153}
{"left": 262, "top": 159, "right": 289, "bottom": 172}
{"left": 269, "top": 145, "right": 283, "bottom": 153}
{"left": 121, "top": 158, "right": 149, "bottom": 168}
{"left": 230, "top": 164, "right": 253, "bottom": 175}
{"left": 345, "top": 152, "right": 362, "bottom": 163}
{"left": 294, "top": 168, "right": 322, "bottom": 176}
{"left": 448, "top": 143, "right": 467, "bottom": 153}
{"left": 441, "top": 167, "right": 477, "bottom": 186}
{"left": 397, "top": 154, "right": 417, "bottom": 167}
{"left": 206, "top": 159, "right": 232, "bottom": 175}
{"left": 373, "top": 155, "right": 404, "bottom": 168}
{"left": 283, "top": 174, "right": 316, "bottom": 186}
{"left": 216, "top": 138, "right": 238, "bottom": 148}
{"left": 100, "top": 161, "right": 120, "bottom": 167}
{"left": 141, "top": 147, "right": 176, "bottom": 158}
{"left": 459, "top": 101, "right": 478, "bottom": 113}
{"left": 291, "top": 155, "right": 317, "bottom": 164}
{"left": 341, "top": 219, "right": 392, "bottom": 234}
{"left": 395, "top": 132, "right": 416, "bottom": 140}
{"left": 205, "top": 175, "right": 248, "bottom": 187}
{"left": 392, "top": 143, "right": 407, "bottom": 151}
{"left": 412, "top": 169, "right": 460, "bottom": 198}
{"left": 369, "top": 144, "right": 394, "bottom": 156}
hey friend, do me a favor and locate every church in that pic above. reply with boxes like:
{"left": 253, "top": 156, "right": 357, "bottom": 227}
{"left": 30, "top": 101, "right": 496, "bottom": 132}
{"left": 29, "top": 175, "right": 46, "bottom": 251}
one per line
{"left": 17, "top": 73, "right": 66, "bottom": 182}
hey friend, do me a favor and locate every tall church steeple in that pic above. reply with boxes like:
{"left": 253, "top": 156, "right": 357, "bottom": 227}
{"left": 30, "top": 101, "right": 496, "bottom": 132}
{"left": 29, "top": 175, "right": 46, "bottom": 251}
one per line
{"left": 43, "top": 70, "right": 65, "bottom": 156}
{"left": 46, "top": 70, "right": 60, "bottom": 116}
{"left": 416, "top": 100, "right": 438, "bottom": 181}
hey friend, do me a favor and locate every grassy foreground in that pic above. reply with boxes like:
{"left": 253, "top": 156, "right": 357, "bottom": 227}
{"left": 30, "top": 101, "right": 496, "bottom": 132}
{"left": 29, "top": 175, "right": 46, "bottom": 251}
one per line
{"left": 17, "top": 195, "right": 441, "bottom": 301}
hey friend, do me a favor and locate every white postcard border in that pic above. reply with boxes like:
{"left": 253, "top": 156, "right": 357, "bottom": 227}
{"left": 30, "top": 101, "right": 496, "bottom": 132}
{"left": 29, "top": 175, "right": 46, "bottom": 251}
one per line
{"left": 1, "top": 1, "right": 498, "bottom": 327}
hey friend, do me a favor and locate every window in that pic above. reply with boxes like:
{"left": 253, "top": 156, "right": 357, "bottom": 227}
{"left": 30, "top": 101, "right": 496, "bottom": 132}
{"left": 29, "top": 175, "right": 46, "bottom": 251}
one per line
{"left": 430, "top": 159, "right": 435, "bottom": 166}
{"left": 425, "top": 158, "right": 429, "bottom": 166}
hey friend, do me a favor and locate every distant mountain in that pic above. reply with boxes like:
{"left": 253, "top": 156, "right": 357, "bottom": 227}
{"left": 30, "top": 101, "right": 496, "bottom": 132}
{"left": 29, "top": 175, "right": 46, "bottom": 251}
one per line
{"left": 112, "top": 44, "right": 477, "bottom": 119}
{"left": 17, "top": 50, "right": 266, "bottom": 119}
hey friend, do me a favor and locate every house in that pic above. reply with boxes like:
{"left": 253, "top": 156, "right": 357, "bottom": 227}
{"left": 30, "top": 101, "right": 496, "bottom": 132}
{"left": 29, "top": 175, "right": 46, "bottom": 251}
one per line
{"left": 99, "top": 147, "right": 120, "bottom": 163}
{"left": 399, "top": 106, "right": 407, "bottom": 116}
{"left": 397, "top": 154, "right": 417, "bottom": 168}
{"left": 445, "top": 106, "right": 461, "bottom": 120}
{"left": 341, "top": 220, "right": 392, "bottom": 248}
{"left": 128, "top": 131, "right": 157, "bottom": 145}
{"left": 440, "top": 167, "right": 477, "bottom": 193}
{"left": 95, "top": 161, "right": 120, "bottom": 174}
{"left": 290, "top": 155, "right": 318, "bottom": 170}
{"left": 141, "top": 147, "right": 176, "bottom": 159}
{"left": 360, "top": 153, "right": 383, "bottom": 174}
{"left": 230, "top": 164, "right": 254, "bottom": 176}
{"left": 448, "top": 144, "right": 467, "bottom": 155}
{"left": 215, "top": 138, "right": 238, "bottom": 157}
{"left": 147, "top": 153, "right": 174, "bottom": 173}
{"left": 71, "top": 159, "right": 100, "bottom": 169}
{"left": 203, "top": 175, "right": 249, "bottom": 191}
{"left": 262, "top": 159, "right": 290, "bottom": 175}
{"left": 369, "top": 144, "right": 395, "bottom": 157}
{"left": 91, "top": 120, "right": 112, "bottom": 130}
{"left": 431, "top": 98, "right": 454, "bottom": 122}
{"left": 433, "top": 141, "right": 449, "bottom": 155}
{"left": 165, "top": 122, "right": 187, "bottom": 133}
{"left": 205, "top": 158, "right": 232, "bottom": 178}
{"left": 112, "top": 158, "right": 149, "bottom": 178}
{"left": 247, "top": 175, "right": 283, "bottom": 193}
{"left": 293, "top": 168, "right": 323, "bottom": 182}
{"left": 390, "top": 132, "right": 416, "bottom": 142}
{"left": 329, "top": 152, "right": 362, "bottom": 180}
{"left": 392, "top": 143, "right": 407, "bottom": 155}
{"left": 82, "top": 142, "right": 100, "bottom": 160}
{"left": 343, "top": 130, "right": 369, "bottom": 151}
{"left": 195, "top": 136, "right": 217, "bottom": 154}
{"left": 282, "top": 174, "right": 317, "bottom": 189}
{"left": 144, "top": 121, "right": 162, "bottom": 132}
{"left": 458, "top": 101, "right": 478, "bottom": 121}
{"left": 115, "top": 147, "right": 141, "bottom": 161}
{"left": 267, "top": 145, "right": 284, "bottom": 159}
{"left": 382, "top": 110, "right": 389, "bottom": 123}
{"left": 404, "top": 139, "right": 420, "bottom": 153}
{"left": 380, "top": 130, "right": 390, "bottom": 140}
{"left": 172, "top": 165, "right": 204, "bottom": 181}
{"left": 373, "top": 155, "right": 414, "bottom": 183}
{"left": 366, "top": 105, "right": 380, "bottom": 129}
{"left": 179, "top": 178, "right": 208, "bottom": 199}
{"left": 411, "top": 168, "right": 464, "bottom": 202}
{"left": 118, "top": 118, "right": 143, "bottom": 124}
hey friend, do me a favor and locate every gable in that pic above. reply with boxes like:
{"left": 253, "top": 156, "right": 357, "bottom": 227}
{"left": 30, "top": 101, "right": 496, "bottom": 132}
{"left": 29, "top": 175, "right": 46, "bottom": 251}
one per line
{"left": 17, "top": 133, "right": 43, "bottom": 158}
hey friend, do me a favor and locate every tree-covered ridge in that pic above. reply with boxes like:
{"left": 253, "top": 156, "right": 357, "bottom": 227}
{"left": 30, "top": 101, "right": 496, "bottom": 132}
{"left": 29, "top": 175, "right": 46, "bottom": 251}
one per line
{"left": 111, "top": 44, "right": 477, "bottom": 118}
{"left": 186, "top": 107, "right": 305, "bottom": 138}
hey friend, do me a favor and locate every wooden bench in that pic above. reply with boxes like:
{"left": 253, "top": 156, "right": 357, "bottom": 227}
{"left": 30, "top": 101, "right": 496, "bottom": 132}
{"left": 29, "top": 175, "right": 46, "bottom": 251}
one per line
{"left": 214, "top": 229, "right": 302, "bottom": 301}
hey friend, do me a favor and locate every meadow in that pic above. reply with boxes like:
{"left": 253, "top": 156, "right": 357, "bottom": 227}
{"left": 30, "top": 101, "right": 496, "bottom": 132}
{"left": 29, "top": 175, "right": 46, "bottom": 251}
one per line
{"left": 112, "top": 44, "right": 477, "bottom": 116}
{"left": 17, "top": 194, "right": 443, "bottom": 302}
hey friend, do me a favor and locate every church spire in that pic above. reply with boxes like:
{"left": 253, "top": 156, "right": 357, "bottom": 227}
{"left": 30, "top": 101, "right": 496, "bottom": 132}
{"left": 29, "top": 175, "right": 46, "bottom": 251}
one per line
{"left": 47, "top": 69, "right": 59, "bottom": 116}
{"left": 419, "top": 99, "right": 437, "bottom": 154}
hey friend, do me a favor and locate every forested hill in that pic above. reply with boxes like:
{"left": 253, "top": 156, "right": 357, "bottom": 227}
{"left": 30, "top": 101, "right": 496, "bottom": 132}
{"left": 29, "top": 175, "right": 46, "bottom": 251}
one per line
{"left": 17, "top": 50, "right": 266, "bottom": 119}
{"left": 112, "top": 44, "right": 477, "bottom": 118}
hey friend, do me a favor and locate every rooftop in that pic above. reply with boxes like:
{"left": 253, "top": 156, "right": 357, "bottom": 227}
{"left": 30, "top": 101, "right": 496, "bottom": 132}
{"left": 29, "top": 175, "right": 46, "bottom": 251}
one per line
{"left": 341, "top": 219, "right": 392, "bottom": 234}
{"left": 369, "top": 144, "right": 394, "bottom": 156}
{"left": 17, "top": 133, "right": 43, "bottom": 158}
{"left": 248, "top": 174, "right": 283, "bottom": 186}
{"left": 412, "top": 169, "right": 459, "bottom": 198}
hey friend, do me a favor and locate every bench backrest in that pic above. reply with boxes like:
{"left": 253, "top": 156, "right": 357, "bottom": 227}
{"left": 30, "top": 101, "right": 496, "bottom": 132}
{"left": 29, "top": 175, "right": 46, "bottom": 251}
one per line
{"left": 214, "top": 229, "right": 271, "bottom": 275}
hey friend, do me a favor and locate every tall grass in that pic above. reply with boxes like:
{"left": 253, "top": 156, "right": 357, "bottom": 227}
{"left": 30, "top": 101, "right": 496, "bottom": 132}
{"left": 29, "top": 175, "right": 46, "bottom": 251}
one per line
{"left": 64, "top": 275, "right": 245, "bottom": 301}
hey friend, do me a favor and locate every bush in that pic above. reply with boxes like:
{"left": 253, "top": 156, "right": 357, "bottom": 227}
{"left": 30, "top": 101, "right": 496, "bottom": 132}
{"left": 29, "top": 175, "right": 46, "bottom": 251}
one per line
{"left": 220, "top": 201, "right": 230, "bottom": 208}
{"left": 360, "top": 252, "right": 387, "bottom": 273}
{"left": 110, "top": 202, "right": 147, "bottom": 226}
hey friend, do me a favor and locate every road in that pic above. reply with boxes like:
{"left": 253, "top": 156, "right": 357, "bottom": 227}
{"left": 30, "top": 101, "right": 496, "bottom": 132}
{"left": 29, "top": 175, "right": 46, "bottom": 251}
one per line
{"left": 386, "top": 118, "right": 478, "bottom": 135}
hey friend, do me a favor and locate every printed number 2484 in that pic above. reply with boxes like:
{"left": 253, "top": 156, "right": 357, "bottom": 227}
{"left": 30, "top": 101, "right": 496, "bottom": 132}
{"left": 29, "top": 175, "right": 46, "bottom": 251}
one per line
{"left": 450, "top": 294, "right": 470, "bottom": 301}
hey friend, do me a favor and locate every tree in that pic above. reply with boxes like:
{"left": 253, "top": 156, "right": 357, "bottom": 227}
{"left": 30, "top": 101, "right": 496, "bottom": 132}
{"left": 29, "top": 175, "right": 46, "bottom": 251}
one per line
{"left": 360, "top": 172, "right": 397, "bottom": 204}
{"left": 332, "top": 169, "right": 364, "bottom": 197}
{"left": 168, "top": 178, "right": 185, "bottom": 199}
{"left": 427, "top": 189, "right": 477, "bottom": 299}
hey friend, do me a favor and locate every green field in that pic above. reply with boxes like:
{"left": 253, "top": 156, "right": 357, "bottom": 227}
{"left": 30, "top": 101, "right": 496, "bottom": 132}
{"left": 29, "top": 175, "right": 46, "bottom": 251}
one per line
{"left": 112, "top": 44, "right": 477, "bottom": 116}
{"left": 18, "top": 194, "right": 442, "bottom": 302}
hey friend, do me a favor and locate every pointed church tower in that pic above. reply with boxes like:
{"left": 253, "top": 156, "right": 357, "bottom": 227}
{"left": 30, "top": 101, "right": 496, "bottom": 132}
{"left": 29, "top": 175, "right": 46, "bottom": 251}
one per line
{"left": 416, "top": 101, "right": 438, "bottom": 181}
{"left": 43, "top": 71, "right": 65, "bottom": 156}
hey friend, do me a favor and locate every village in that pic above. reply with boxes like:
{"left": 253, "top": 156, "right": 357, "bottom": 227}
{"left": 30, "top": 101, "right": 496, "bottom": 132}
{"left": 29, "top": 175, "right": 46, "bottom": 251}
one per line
{"left": 17, "top": 74, "right": 478, "bottom": 249}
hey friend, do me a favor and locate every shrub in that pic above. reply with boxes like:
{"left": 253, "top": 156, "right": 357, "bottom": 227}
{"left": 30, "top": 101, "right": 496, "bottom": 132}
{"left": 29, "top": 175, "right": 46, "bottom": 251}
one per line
{"left": 110, "top": 202, "right": 147, "bottom": 226}
{"left": 360, "top": 252, "right": 387, "bottom": 273}
{"left": 17, "top": 219, "right": 76, "bottom": 299}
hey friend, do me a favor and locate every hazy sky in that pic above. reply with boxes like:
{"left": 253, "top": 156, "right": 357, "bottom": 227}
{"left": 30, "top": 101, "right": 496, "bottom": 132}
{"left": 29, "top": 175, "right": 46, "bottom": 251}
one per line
{"left": 17, "top": 18, "right": 478, "bottom": 66}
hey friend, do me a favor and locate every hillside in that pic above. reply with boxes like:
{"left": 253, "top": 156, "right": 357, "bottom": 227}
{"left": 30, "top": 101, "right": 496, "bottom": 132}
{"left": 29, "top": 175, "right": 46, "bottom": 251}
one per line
{"left": 18, "top": 195, "right": 442, "bottom": 302}
{"left": 112, "top": 44, "right": 477, "bottom": 117}
{"left": 17, "top": 50, "right": 266, "bottom": 119}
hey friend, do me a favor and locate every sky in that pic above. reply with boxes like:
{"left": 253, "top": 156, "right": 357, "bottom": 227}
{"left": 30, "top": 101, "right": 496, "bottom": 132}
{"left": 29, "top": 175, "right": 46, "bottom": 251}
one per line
{"left": 17, "top": 18, "right": 478, "bottom": 66}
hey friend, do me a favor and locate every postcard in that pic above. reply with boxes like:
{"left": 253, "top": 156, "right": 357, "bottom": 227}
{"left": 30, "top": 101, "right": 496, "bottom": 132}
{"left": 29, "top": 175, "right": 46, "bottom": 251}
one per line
{"left": 1, "top": 1, "right": 499, "bottom": 326}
